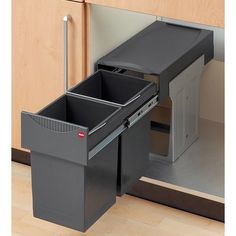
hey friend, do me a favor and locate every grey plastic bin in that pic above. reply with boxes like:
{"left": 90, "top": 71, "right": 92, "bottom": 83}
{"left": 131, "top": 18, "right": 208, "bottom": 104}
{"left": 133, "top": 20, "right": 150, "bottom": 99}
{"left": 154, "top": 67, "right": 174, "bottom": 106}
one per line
{"left": 21, "top": 94, "right": 121, "bottom": 232}
{"left": 20, "top": 19, "right": 214, "bottom": 232}
{"left": 70, "top": 70, "right": 157, "bottom": 195}
{"left": 70, "top": 70, "right": 157, "bottom": 118}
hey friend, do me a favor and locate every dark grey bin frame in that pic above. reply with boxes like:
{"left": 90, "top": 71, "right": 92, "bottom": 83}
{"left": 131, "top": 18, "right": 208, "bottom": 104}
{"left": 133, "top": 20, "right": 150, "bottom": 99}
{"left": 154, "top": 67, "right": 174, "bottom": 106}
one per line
{"left": 97, "top": 21, "right": 213, "bottom": 102}
{"left": 21, "top": 94, "right": 122, "bottom": 232}
{"left": 22, "top": 74, "right": 157, "bottom": 232}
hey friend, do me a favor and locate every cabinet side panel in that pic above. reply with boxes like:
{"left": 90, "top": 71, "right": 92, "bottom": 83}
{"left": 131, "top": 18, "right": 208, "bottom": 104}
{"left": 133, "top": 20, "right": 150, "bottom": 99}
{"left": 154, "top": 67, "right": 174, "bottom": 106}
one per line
{"left": 12, "top": 0, "right": 85, "bottom": 150}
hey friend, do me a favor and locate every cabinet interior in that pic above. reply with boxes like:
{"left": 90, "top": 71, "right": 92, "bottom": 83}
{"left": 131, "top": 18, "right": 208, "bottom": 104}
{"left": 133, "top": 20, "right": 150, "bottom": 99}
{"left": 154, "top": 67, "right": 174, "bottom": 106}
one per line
{"left": 91, "top": 5, "right": 224, "bottom": 200}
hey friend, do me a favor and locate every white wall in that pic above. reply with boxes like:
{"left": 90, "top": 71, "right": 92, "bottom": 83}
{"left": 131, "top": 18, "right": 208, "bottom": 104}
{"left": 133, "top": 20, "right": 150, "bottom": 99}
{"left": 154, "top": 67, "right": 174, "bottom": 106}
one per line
{"left": 200, "top": 60, "right": 224, "bottom": 123}
{"left": 90, "top": 5, "right": 156, "bottom": 71}
{"left": 90, "top": 5, "right": 224, "bottom": 123}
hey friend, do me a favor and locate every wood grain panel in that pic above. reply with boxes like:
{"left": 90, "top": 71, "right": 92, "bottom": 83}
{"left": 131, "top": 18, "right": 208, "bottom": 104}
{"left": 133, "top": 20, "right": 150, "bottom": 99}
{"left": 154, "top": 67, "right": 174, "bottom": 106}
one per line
{"left": 68, "top": 0, "right": 84, "bottom": 2}
{"left": 85, "top": 3, "right": 92, "bottom": 76}
{"left": 12, "top": 0, "right": 85, "bottom": 150}
{"left": 85, "top": 0, "right": 224, "bottom": 28}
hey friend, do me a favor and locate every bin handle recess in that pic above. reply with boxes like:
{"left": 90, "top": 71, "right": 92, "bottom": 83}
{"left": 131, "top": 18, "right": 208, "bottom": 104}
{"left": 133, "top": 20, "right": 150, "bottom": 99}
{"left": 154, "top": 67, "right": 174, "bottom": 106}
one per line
{"left": 122, "top": 94, "right": 141, "bottom": 107}
{"left": 89, "top": 122, "right": 107, "bottom": 135}
{"left": 63, "top": 15, "right": 72, "bottom": 93}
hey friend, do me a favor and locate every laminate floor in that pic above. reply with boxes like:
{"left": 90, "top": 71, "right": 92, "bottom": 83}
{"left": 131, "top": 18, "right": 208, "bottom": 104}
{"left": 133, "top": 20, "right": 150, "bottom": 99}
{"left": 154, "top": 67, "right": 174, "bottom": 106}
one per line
{"left": 12, "top": 162, "right": 224, "bottom": 236}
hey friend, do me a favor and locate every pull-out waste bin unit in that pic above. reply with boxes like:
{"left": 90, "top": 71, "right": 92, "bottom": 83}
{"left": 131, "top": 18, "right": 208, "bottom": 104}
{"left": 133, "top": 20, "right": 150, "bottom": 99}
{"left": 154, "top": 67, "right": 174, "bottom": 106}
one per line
{"left": 22, "top": 70, "right": 157, "bottom": 232}
{"left": 21, "top": 20, "right": 213, "bottom": 232}
{"left": 97, "top": 21, "right": 213, "bottom": 162}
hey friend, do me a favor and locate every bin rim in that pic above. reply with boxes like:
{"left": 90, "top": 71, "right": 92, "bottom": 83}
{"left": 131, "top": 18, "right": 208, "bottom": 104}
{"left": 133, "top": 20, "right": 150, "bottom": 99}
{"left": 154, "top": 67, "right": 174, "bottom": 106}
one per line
{"left": 68, "top": 69, "right": 156, "bottom": 108}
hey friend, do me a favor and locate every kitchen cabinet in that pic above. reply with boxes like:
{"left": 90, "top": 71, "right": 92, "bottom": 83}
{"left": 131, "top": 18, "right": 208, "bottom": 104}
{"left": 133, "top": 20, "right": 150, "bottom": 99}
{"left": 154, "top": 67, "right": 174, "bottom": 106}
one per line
{"left": 86, "top": 3, "right": 224, "bottom": 222}
{"left": 20, "top": 15, "right": 215, "bottom": 230}
{"left": 12, "top": 0, "right": 85, "bottom": 151}
{"left": 85, "top": 0, "right": 224, "bottom": 28}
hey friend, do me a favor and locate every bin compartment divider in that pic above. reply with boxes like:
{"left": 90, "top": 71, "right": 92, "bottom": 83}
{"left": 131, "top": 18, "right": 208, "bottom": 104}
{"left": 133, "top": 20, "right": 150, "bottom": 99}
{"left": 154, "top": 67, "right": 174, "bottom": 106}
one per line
{"left": 66, "top": 91, "right": 123, "bottom": 107}
{"left": 66, "top": 91, "right": 141, "bottom": 108}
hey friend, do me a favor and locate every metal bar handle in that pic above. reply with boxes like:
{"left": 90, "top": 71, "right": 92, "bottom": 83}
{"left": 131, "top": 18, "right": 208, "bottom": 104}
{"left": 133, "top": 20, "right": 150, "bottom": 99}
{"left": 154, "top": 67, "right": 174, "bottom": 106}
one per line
{"left": 63, "top": 15, "right": 72, "bottom": 93}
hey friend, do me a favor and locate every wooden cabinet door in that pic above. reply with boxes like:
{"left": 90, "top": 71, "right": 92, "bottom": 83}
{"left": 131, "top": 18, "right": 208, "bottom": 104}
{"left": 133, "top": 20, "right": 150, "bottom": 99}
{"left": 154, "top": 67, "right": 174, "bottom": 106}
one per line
{"left": 12, "top": 0, "right": 85, "bottom": 150}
